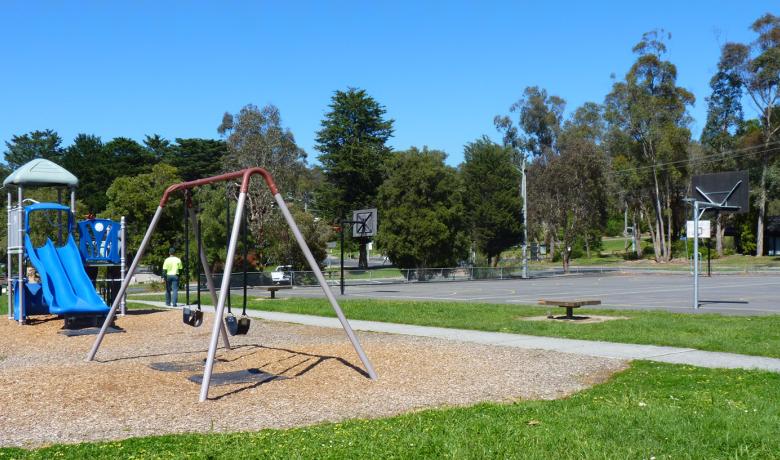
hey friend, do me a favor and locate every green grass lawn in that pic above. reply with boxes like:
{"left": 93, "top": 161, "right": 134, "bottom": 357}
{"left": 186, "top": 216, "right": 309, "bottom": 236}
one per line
{"left": 125, "top": 295, "right": 780, "bottom": 359}
{"left": 1, "top": 361, "right": 778, "bottom": 459}
{"left": 254, "top": 298, "right": 780, "bottom": 358}
{"left": 503, "top": 236, "right": 780, "bottom": 271}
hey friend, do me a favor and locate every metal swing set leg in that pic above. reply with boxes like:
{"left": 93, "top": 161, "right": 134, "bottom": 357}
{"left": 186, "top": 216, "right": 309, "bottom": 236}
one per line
{"left": 85, "top": 168, "right": 377, "bottom": 403}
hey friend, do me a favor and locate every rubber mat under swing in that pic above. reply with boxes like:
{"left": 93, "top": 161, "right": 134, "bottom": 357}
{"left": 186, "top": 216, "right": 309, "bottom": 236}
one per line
{"left": 187, "top": 368, "right": 287, "bottom": 386}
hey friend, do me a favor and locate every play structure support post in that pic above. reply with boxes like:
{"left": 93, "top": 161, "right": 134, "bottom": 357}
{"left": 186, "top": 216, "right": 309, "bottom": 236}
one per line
{"left": 119, "top": 216, "right": 127, "bottom": 316}
{"left": 199, "top": 191, "right": 246, "bottom": 402}
{"left": 57, "top": 189, "right": 63, "bottom": 245}
{"left": 275, "top": 193, "right": 377, "bottom": 381}
{"left": 6, "top": 191, "right": 12, "bottom": 320}
{"left": 187, "top": 207, "right": 231, "bottom": 350}
{"left": 17, "top": 186, "right": 24, "bottom": 324}
{"left": 87, "top": 206, "right": 165, "bottom": 361}
{"left": 69, "top": 187, "right": 75, "bottom": 213}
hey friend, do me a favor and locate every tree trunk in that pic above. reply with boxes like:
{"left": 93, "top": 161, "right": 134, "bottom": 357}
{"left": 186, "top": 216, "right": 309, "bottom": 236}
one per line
{"left": 549, "top": 234, "right": 556, "bottom": 261}
{"left": 756, "top": 151, "right": 768, "bottom": 257}
{"left": 585, "top": 239, "right": 591, "bottom": 259}
{"left": 645, "top": 210, "right": 658, "bottom": 260}
{"left": 665, "top": 192, "right": 672, "bottom": 260}
{"left": 633, "top": 214, "right": 642, "bottom": 258}
{"left": 651, "top": 165, "right": 666, "bottom": 262}
{"left": 716, "top": 213, "right": 724, "bottom": 257}
{"left": 562, "top": 248, "right": 570, "bottom": 273}
{"left": 358, "top": 239, "right": 368, "bottom": 269}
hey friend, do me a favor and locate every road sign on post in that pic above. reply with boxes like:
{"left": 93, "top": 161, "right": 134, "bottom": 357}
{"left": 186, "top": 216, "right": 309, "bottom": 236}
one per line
{"left": 352, "top": 208, "right": 377, "bottom": 237}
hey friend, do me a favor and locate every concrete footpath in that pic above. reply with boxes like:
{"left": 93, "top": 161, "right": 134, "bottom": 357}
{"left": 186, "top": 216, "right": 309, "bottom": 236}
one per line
{"left": 129, "top": 300, "right": 780, "bottom": 373}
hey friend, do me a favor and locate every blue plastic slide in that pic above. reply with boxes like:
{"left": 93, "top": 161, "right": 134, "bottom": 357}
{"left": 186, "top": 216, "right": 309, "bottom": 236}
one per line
{"left": 24, "top": 235, "right": 110, "bottom": 316}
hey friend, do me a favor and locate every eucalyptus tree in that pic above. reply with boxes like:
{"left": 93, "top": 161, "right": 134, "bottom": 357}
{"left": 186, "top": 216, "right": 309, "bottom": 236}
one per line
{"left": 604, "top": 30, "right": 695, "bottom": 262}
{"left": 701, "top": 49, "right": 745, "bottom": 255}
{"left": 532, "top": 129, "right": 608, "bottom": 272}
{"left": 494, "top": 86, "right": 565, "bottom": 258}
{"left": 718, "top": 13, "right": 780, "bottom": 256}
{"left": 216, "top": 104, "right": 311, "bottom": 268}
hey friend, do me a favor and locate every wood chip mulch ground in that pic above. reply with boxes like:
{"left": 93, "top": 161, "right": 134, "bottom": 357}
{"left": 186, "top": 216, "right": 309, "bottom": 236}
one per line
{"left": 0, "top": 309, "right": 627, "bottom": 448}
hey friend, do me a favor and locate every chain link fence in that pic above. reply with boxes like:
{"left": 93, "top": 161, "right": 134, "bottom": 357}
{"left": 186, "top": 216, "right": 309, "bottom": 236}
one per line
{"left": 201, "top": 262, "right": 779, "bottom": 290}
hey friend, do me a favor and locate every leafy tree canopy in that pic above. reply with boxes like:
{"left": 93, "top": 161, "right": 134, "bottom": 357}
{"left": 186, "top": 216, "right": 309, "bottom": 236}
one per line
{"left": 494, "top": 86, "right": 565, "bottom": 158}
{"left": 217, "top": 104, "right": 307, "bottom": 254}
{"left": 461, "top": 136, "right": 523, "bottom": 265}
{"left": 315, "top": 88, "right": 394, "bottom": 221}
{"left": 3, "top": 129, "right": 64, "bottom": 170}
{"left": 61, "top": 134, "right": 109, "bottom": 214}
{"left": 105, "top": 163, "right": 183, "bottom": 270}
{"left": 102, "top": 137, "right": 159, "bottom": 178}
{"left": 376, "top": 147, "right": 468, "bottom": 270}
{"left": 167, "top": 138, "right": 227, "bottom": 182}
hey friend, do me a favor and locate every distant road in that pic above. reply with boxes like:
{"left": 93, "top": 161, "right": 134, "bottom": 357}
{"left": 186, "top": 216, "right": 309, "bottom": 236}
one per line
{"left": 255, "top": 273, "right": 780, "bottom": 316}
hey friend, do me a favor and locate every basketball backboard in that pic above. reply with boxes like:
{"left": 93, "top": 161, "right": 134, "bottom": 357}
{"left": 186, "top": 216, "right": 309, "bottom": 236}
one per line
{"left": 686, "top": 220, "right": 711, "bottom": 239}
{"left": 691, "top": 170, "right": 749, "bottom": 214}
{"left": 352, "top": 208, "right": 377, "bottom": 237}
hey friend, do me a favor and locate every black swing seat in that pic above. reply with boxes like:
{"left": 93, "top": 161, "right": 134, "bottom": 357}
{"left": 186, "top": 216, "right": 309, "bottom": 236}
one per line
{"left": 225, "top": 313, "right": 250, "bottom": 336}
{"left": 183, "top": 306, "right": 204, "bottom": 327}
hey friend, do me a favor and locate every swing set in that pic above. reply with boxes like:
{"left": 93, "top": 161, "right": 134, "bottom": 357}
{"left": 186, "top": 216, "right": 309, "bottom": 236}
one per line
{"left": 85, "top": 168, "right": 377, "bottom": 402}
{"left": 181, "top": 187, "right": 250, "bottom": 334}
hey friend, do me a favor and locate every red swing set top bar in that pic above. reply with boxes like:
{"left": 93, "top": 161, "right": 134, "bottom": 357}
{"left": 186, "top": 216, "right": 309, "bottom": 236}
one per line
{"left": 159, "top": 167, "right": 279, "bottom": 207}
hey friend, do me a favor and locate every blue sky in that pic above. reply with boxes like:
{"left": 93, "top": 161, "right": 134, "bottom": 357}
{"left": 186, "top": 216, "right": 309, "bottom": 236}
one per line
{"left": 0, "top": 1, "right": 772, "bottom": 166}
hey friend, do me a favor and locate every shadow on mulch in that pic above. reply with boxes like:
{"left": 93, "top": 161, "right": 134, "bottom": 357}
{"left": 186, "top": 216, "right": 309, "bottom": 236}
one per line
{"left": 124, "top": 308, "right": 168, "bottom": 316}
{"left": 145, "top": 343, "right": 369, "bottom": 400}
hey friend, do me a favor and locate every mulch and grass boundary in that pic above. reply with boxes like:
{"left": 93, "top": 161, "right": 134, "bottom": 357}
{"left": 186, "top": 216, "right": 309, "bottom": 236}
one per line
{"left": 126, "top": 295, "right": 780, "bottom": 359}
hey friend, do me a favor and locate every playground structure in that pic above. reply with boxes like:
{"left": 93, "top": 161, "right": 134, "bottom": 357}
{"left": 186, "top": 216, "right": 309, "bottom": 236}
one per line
{"left": 4, "top": 159, "right": 127, "bottom": 326}
{"left": 87, "top": 167, "right": 377, "bottom": 402}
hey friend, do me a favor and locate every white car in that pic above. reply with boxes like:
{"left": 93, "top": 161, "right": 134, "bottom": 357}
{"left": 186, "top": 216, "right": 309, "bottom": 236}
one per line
{"left": 271, "top": 265, "right": 293, "bottom": 284}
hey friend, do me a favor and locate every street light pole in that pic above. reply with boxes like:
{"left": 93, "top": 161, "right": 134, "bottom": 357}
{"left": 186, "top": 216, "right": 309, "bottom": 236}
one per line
{"left": 521, "top": 154, "right": 528, "bottom": 279}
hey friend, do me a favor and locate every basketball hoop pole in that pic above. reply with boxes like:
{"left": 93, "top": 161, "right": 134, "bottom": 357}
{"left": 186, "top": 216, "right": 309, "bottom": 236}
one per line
{"left": 339, "top": 218, "right": 360, "bottom": 295}
{"left": 690, "top": 199, "right": 738, "bottom": 309}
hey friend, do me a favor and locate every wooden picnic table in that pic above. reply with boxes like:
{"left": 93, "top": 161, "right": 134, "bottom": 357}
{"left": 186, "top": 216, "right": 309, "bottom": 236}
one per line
{"left": 538, "top": 299, "right": 601, "bottom": 319}
{"left": 257, "top": 285, "right": 292, "bottom": 299}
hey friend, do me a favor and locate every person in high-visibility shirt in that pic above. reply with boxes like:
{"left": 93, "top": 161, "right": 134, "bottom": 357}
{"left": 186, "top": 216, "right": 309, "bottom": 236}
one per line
{"left": 163, "top": 247, "right": 183, "bottom": 307}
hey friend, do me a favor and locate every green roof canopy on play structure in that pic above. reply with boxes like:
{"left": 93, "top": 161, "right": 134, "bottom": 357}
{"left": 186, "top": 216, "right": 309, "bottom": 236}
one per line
{"left": 3, "top": 159, "right": 79, "bottom": 187}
